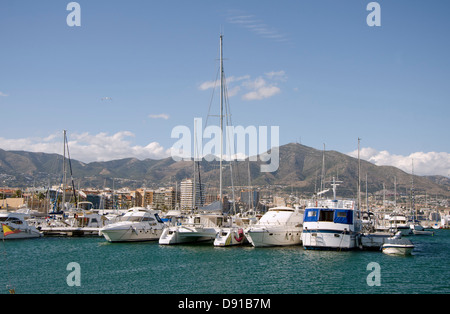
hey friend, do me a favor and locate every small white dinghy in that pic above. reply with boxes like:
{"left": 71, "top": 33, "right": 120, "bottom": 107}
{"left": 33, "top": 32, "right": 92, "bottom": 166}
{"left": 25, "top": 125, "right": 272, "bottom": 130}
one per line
{"left": 382, "top": 232, "right": 414, "bottom": 256}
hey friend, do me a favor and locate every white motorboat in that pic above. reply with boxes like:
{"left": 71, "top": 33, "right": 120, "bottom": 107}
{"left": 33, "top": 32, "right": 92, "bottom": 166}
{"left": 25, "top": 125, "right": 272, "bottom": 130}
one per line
{"left": 214, "top": 226, "right": 247, "bottom": 247}
{"left": 359, "top": 231, "right": 394, "bottom": 250}
{"left": 40, "top": 206, "right": 111, "bottom": 236}
{"left": 100, "top": 207, "right": 165, "bottom": 242}
{"left": 244, "top": 206, "right": 303, "bottom": 247}
{"left": 432, "top": 223, "right": 441, "bottom": 230}
{"left": 159, "top": 212, "right": 224, "bottom": 245}
{"left": 382, "top": 232, "right": 414, "bottom": 255}
{"left": 388, "top": 214, "right": 412, "bottom": 236}
{"left": 1, "top": 212, "right": 43, "bottom": 240}
{"left": 412, "top": 229, "right": 434, "bottom": 236}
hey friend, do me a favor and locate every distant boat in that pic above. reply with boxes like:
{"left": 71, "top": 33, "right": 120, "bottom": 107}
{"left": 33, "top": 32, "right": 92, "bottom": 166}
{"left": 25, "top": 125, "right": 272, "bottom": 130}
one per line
{"left": 432, "top": 223, "right": 441, "bottom": 230}
{"left": 412, "top": 229, "right": 434, "bottom": 236}
{"left": 388, "top": 214, "right": 412, "bottom": 236}
{"left": 1, "top": 212, "right": 43, "bottom": 240}
{"left": 381, "top": 232, "right": 414, "bottom": 255}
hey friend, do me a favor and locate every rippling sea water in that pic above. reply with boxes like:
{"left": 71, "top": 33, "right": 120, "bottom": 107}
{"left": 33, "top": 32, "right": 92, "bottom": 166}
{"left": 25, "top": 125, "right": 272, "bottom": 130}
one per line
{"left": 1, "top": 230, "right": 449, "bottom": 294}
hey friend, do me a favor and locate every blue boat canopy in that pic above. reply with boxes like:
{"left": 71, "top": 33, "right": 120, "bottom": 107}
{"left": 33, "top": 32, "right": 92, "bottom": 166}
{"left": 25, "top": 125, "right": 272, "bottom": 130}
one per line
{"left": 304, "top": 208, "right": 353, "bottom": 225}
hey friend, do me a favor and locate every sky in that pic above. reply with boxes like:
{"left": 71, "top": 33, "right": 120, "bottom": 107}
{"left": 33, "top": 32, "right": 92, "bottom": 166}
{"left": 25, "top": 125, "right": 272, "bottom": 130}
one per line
{"left": 0, "top": 0, "right": 449, "bottom": 177}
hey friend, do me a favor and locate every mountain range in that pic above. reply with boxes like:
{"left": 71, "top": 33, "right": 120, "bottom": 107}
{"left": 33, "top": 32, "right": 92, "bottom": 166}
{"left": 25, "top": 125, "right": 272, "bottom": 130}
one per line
{"left": 0, "top": 143, "right": 449, "bottom": 198}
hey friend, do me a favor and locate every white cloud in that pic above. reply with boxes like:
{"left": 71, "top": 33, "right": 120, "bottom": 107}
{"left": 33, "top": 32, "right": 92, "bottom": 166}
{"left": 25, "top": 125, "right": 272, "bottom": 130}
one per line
{"left": 0, "top": 131, "right": 171, "bottom": 163}
{"left": 265, "top": 70, "right": 287, "bottom": 80}
{"left": 242, "top": 84, "right": 281, "bottom": 101}
{"left": 199, "top": 75, "right": 250, "bottom": 91}
{"left": 199, "top": 72, "right": 284, "bottom": 101}
{"left": 149, "top": 113, "right": 169, "bottom": 120}
{"left": 0, "top": 92, "right": 8, "bottom": 97}
{"left": 226, "top": 13, "right": 289, "bottom": 42}
{"left": 347, "top": 147, "right": 450, "bottom": 177}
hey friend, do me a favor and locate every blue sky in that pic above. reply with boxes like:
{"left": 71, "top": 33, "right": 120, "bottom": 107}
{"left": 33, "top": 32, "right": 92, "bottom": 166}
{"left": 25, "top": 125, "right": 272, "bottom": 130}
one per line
{"left": 0, "top": 0, "right": 449, "bottom": 176}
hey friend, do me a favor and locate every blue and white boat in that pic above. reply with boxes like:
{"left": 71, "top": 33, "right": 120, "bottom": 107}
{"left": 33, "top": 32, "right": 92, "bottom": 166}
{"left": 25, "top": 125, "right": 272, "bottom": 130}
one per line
{"left": 302, "top": 179, "right": 361, "bottom": 250}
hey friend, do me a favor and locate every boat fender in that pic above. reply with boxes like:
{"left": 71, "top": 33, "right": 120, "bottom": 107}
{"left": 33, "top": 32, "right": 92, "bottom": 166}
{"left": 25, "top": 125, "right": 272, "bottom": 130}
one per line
{"left": 234, "top": 228, "right": 244, "bottom": 242}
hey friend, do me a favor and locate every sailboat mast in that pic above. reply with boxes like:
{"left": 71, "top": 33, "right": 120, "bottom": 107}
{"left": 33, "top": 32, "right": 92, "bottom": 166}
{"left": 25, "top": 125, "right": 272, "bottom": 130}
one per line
{"left": 193, "top": 118, "right": 197, "bottom": 209}
{"left": 62, "top": 130, "right": 67, "bottom": 211}
{"left": 358, "top": 137, "right": 361, "bottom": 211}
{"left": 219, "top": 34, "right": 224, "bottom": 205}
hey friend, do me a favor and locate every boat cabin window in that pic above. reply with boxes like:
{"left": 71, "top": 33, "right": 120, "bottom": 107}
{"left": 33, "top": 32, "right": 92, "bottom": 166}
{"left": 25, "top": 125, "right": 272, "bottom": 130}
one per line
{"left": 319, "top": 210, "right": 334, "bottom": 222}
{"left": 303, "top": 209, "right": 318, "bottom": 222}
{"left": 128, "top": 216, "right": 143, "bottom": 222}
{"left": 7, "top": 217, "right": 23, "bottom": 225}
{"left": 142, "top": 217, "right": 155, "bottom": 222}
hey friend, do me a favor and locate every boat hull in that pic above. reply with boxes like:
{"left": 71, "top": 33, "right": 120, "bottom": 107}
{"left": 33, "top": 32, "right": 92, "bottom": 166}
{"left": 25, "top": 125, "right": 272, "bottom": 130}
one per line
{"left": 302, "top": 230, "right": 356, "bottom": 250}
{"left": 359, "top": 232, "right": 393, "bottom": 250}
{"left": 245, "top": 228, "right": 302, "bottom": 247}
{"left": 214, "top": 227, "right": 247, "bottom": 247}
{"left": 159, "top": 226, "right": 218, "bottom": 245}
{"left": 101, "top": 227, "right": 163, "bottom": 242}
{"left": 382, "top": 244, "right": 414, "bottom": 255}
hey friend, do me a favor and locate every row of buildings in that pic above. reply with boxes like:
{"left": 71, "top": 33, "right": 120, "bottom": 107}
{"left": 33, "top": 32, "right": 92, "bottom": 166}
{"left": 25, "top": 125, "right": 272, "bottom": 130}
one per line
{"left": 1, "top": 179, "right": 261, "bottom": 212}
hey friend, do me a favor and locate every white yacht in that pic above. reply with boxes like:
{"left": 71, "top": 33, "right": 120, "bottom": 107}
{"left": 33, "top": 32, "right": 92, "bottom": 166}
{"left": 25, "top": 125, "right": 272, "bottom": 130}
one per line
{"left": 1, "top": 212, "right": 43, "bottom": 240}
{"left": 388, "top": 214, "right": 412, "bottom": 236}
{"left": 100, "top": 207, "right": 165, "bottom": 242}
{"left": 159, "top": 212, "right": 224, "bottom": 245}
{"left": 302, "top": 178, "right": 361, "bottom": 250}
{"left": 244, "top": 206, "right": 303, "bottom": 247}
{"left": 382, "top": 232, "right": 414, "bottom": 255}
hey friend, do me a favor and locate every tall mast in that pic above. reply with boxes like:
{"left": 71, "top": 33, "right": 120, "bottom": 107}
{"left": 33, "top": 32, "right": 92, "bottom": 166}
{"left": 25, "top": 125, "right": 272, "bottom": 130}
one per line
{"left": 62, "top": 130, "right": 67, "bottom": 211}
{"left": 219, "top": 34, "right": 224, "bottom": 206}
{"left": 320, "top": 143, "right": 325, "bottom": 193}
{"left": 358, "top": 137, "right": 361, "bottom": 210}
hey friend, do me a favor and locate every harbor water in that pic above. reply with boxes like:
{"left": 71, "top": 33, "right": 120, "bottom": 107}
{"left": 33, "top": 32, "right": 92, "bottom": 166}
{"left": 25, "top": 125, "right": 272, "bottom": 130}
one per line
{"left": 1, "top": 230, "right": 449, "bottom": 294}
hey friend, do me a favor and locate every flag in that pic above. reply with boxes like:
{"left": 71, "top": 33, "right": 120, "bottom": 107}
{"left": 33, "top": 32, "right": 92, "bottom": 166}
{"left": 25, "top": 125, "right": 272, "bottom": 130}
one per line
{"left": 2, "top": 224, "right": 21, "bottom": 237}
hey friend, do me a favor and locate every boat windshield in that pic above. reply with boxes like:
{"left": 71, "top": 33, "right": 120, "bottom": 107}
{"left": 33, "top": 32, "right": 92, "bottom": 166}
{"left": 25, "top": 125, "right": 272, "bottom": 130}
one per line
{"left": 5, "top": 217, "right": 23, "bottom": 224}
{"left": 127, "top": 216, "right": 143, "bottom": 222}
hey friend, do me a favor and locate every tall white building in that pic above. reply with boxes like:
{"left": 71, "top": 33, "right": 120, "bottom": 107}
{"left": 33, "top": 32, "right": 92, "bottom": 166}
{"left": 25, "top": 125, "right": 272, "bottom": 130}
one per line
{"left": 180, "top": 179, "right": 205, "bottom": 210}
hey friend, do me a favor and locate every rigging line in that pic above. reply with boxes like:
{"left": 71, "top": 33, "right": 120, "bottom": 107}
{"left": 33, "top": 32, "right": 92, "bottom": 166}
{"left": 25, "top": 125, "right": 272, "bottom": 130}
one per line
{"left": 205, "top": 66, "right": 220, "bottom": 128}
{"left": 223, "top": 74, "right": 244, "bottom": 190}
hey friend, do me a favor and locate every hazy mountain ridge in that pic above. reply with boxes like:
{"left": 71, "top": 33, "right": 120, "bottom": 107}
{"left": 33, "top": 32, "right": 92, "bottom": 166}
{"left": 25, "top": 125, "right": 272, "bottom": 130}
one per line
{"left": 0, "top": 144, "right": 449, "bottom": 198}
